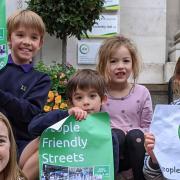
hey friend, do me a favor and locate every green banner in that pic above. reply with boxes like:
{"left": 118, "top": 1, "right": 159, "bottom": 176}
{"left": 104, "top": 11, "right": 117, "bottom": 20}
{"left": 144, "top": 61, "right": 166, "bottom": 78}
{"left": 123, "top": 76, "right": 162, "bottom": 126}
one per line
{"left": 39, "top": 112, "right": 114, "bottom": 180}
{"left": 0, "top": 0, "right": 8, "bottom": 70}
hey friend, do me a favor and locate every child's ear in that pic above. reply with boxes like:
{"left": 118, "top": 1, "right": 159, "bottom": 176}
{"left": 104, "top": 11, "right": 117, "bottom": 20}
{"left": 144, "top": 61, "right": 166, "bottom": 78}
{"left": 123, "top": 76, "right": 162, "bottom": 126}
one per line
{"left": 101, "top": 95, "right": 107, "bottom": 105}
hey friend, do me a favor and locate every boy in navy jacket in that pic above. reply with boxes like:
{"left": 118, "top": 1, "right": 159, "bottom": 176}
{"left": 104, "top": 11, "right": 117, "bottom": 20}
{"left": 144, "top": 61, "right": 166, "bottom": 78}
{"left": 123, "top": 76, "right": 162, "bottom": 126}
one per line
{"left": 0, "top": 10, "right": 50, "bottom": 157}
{"left": 20, "top": 69, "right": 108, "bottom": 179}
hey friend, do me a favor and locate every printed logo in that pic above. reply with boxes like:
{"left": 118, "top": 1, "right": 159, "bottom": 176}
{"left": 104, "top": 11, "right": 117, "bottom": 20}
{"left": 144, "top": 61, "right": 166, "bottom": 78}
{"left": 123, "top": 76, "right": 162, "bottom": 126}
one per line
{"left": 94, "top": 165, "right": 110, "bottom": 176}
{"left": 21, "top": 85, "right": 27, "bottom": 92}
{"left": 79, "top": 44, "right": 89, "bottom": 54}
{"left": 0, "top": 44, "right": 6, "bottom": 58}
{"left": 0, "top": 60, "right": 5, "bottom": 69}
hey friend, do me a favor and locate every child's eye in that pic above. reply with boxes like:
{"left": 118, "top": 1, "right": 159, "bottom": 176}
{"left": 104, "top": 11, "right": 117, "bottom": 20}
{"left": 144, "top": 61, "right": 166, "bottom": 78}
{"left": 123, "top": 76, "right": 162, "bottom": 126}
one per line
{"left": 90, "top": 94, "right": 97, "bottom": 98}
{"left": 123, "top": 59, "right": 130, "bottom": 63}
{"left": 75, "top": 96, "right": 82, "bottom": 100}
{"left": 16, "top": 34, "right": 23, "bottom": 37}
{"left": 31, "top": 36, "right": 39, "bottom": 40}
{"left": 0, "top": 139, "right": 6, "bottom": 144}
{"left": 110, "top": 59, "right": 117, "bottom": 64}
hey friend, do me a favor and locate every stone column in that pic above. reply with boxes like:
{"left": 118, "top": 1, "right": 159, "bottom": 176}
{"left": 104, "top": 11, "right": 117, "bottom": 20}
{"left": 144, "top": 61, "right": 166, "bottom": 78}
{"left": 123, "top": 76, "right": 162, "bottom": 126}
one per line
{"left": 120, "top": 0, "right": 166, "bottom": 84}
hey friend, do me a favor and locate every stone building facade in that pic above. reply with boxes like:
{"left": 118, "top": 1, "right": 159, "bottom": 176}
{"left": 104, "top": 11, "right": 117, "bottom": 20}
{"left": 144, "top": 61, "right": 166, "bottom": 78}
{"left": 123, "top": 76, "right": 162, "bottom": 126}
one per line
{"left": 6, "top": 0, "right": 180, "bottom": 104}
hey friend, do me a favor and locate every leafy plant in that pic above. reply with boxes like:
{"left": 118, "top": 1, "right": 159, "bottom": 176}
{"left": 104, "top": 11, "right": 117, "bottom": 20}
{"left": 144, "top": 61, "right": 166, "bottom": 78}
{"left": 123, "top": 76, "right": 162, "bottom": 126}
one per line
{"left": 35, "top": 61, "right": 76, "bottom": 111}
{"left": 27, "top": 0, "right": 104, "bottom": 64}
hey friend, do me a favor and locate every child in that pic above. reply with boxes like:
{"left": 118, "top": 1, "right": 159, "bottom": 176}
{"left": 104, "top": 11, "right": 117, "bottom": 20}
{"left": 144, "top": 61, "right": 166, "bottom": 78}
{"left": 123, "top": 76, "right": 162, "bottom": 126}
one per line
{"left": 0, "top": 10, "right": 51, "bottom": 157}
{"left": 97, "top": 35, "right": 153, "bottom": 180}
{"left": 143, "top": 57, "right": 180, "bottom": 180}
{"left": 19, "top": 69, "right": 107, "bottom": 179}
{"left": 168, "top": 57, "right": 180, "bottom": 104}
{"left": 144, "top": 132, "right": 179, "bottom": 180}
{"left": 0, "top": 112, "right": 27, "bottom": 180}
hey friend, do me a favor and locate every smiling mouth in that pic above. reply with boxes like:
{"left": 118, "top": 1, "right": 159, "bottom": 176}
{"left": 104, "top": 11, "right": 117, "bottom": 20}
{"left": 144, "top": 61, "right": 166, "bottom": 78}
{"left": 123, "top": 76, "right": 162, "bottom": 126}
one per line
{"left": 115, "top": 72, "right": 126, "bottom": 78}
{"left": 116, "top": 72, "right": 125, "bottom": 76}
{"left": 20, "top": 48, "right": 32, "bottom": 52}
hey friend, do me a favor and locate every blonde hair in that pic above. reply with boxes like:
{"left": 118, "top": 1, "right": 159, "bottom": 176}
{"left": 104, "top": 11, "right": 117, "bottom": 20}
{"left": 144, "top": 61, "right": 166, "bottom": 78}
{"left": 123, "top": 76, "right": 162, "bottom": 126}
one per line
{"left": 0, "top": 113, "right": 27, "bottom": 180}
{"left": 97, "top": 35, "right": 141, "bottom": 83}
{"left": 172, "top": 57, "right": 180, "bottom": 96}
{"left": 7, "top": 10, "right": 46, "bottom": 41}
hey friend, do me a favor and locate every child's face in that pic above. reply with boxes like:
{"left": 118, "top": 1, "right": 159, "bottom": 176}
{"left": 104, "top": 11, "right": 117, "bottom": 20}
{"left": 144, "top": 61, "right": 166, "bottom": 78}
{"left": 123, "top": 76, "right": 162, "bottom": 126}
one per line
{"left": 0, "top": 121, "right": 10, "bottom": 174}
{"left": 9, "top": 26, "right": 43, "bottom": 64}
{"left": 108, "top": 45, "right": 132, "bottom": 85}
{"left": 72, "top": 88, "right": 106, "bottom": 114}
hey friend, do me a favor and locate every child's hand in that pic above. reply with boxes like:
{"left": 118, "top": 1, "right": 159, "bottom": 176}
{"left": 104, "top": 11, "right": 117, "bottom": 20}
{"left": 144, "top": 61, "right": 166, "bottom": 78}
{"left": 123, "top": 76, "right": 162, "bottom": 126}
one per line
{"left": 144, "top": 132, "right": 157, "bottom": 163}
{"left": 68, "top": 107, "right": 87, "bottom": 121}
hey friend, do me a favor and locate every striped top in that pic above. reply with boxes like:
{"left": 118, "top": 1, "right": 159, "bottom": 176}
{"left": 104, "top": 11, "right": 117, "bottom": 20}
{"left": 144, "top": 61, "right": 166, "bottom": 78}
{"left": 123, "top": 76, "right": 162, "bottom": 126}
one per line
{"left": 143, "top": 154, "right": 165, "bottom": 180}
{"left": 171, "top": 98, "right": 180, "bottom": 105}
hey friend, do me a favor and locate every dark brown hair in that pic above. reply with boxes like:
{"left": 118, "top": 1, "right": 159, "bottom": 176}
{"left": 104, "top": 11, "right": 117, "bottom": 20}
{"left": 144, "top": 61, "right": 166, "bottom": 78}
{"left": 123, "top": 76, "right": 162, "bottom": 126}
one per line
{"left": 66, "top": 69, "right": 107, "bottom": 104}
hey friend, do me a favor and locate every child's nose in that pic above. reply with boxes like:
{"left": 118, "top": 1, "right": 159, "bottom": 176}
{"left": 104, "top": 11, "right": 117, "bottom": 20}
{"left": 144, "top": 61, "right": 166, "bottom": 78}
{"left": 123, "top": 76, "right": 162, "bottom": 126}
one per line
{"left": 117, "top": 61, "right": 124, "bottom": 68}
{"left": 83, "top": 98, "right": 90, "bottom": 106}
{"left": 22, "top": 37, "right": 31, "bottom": 45}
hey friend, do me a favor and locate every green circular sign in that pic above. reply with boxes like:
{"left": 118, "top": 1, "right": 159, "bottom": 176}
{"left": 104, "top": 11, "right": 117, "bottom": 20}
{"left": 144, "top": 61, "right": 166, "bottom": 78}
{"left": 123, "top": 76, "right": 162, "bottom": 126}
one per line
{"left": 80, "top": 44, "right": 89, "bottom": 54}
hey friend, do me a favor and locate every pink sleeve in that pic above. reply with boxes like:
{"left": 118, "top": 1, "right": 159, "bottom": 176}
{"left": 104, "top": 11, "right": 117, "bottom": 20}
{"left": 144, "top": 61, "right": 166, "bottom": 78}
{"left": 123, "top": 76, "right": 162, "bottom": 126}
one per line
{"left": 140, "top": 88, "right": 153, "bottom": 132}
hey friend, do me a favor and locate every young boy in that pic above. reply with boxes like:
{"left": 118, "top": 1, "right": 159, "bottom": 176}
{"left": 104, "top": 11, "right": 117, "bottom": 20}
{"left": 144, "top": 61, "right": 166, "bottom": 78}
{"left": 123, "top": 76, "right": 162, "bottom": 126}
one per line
{"left": 0, "top": 10, "right": 50, "bottom": 157}
{"left": 20, "top": 69, "right": 108, "bottom": 179}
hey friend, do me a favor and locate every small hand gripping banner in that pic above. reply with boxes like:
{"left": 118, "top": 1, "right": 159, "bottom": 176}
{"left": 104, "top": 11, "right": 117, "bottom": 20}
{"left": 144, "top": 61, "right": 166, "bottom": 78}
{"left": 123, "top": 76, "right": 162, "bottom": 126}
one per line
{"left": 39, "top": 112, "right": 114, "bottom": 180}
{"left": 0, "top": 0, "right": 8, "bottom": 70}
{"left": 150, "top": 105, "right": 180, "bottom": 179}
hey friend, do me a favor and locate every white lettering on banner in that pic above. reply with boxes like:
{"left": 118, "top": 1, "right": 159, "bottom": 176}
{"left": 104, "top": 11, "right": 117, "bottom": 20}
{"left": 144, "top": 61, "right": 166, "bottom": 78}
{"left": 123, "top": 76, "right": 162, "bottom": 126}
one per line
{"left": 161, "top": 166, "right": 180, "bottom": 175}
{"left": 50, "top": 122, "right": 80, "bottom": 135}
{"left": 42, "top": 136, "right": 87, "bottom": 149}
{"left": 42, "top": 153, "right": 84, "bottom": 164}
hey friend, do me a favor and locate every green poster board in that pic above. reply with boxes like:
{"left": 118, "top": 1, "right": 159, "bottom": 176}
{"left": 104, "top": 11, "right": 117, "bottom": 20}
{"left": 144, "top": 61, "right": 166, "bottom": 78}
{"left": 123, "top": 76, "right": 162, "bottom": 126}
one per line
{"left": 0, "top": 0, "right": 8, "bottom": 70}
{"left": 39, "top": 112, "right": 114, "bottom": 179}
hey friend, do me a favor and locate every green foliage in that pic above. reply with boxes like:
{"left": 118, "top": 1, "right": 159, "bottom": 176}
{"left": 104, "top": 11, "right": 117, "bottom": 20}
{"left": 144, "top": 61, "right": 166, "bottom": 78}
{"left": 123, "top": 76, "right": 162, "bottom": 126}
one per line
{"left": 27, "top": 0, "right": 104, "bottom": 39}
{"left": 35, "top": 61, "right": 76, "bottom": 95}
